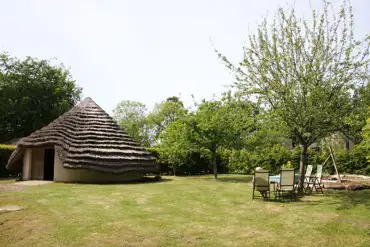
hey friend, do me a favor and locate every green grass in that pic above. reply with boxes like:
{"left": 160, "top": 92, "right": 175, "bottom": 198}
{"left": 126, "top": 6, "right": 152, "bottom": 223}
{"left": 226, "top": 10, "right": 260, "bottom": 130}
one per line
{"left": 0, "top": 179, "right": 16, "bottom": 184}
{"left": 1, "top": 175, "right": 369, "bottom": 247}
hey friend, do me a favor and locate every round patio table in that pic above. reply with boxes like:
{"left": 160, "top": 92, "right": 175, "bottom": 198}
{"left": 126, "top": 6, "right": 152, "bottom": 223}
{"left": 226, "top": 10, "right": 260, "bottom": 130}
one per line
{"left": 269, "top": 174, "right": 301, "bottom": 199}
{"left": 269, "top": 174, "right": 301, "bottom": 183}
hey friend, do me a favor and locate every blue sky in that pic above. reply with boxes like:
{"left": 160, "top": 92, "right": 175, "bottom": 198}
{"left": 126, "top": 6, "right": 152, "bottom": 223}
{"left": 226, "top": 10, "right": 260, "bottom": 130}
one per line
{"left": 1, "top": 0, "right": 368, "bottom": 113}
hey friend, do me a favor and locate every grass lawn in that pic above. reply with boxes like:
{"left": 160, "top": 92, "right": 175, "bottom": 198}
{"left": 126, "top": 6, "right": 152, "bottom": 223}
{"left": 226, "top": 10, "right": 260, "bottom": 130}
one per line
{"left": 1, "top": 175, "right": 369, "bottom": 247}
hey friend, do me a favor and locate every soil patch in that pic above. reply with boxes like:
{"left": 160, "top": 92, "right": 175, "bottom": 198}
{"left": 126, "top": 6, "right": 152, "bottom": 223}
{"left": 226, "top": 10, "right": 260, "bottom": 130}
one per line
{"left": 322, "top": 175, "right": 370, "bottom": 190}
{"left": 0, "top": 184, "right": 26, "bottom": 193}
{"left": 15, "top": 181, "right": 53, "bottom": 186}
{"left": 0, "top": 205, "right": 25, "bottom": 213}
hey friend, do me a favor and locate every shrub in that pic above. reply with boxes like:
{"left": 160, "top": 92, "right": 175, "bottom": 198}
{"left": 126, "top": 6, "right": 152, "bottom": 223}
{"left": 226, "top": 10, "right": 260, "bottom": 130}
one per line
{"left": 330, "top": 147, "right": 369, "bottom": 175}
{"left": 228, "top": 149, "right": 255, "bottom": 174}
{"left": 0, "top": 144, "right": 16, "bottom": 177}
{"left": 146, "top": 147, "right": 213, "bottom": 175}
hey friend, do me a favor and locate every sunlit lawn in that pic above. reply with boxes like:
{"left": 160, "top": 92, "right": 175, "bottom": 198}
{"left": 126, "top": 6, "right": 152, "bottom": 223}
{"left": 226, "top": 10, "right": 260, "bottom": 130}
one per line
{"left": 1, "top": 175, "right": 369, "bottom": 247}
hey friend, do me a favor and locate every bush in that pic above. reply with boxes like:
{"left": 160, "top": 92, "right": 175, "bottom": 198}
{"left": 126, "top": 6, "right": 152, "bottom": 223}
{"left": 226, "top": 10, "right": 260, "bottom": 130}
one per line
{"left": 330, "top": 147, "right": 369, "bottom": 175}
{"left": 0, "top": 144, "right": 16, "bottom": 177}
{"left": 146, "top": 147, "right": 212, "bottom": 175}
{"left": 148, "top": 143, "right": 369, "bottom": 176}
{"left": 228, "top": 149, "right": 254, "bottom": 174}
{"left": 227, "top": 145, "right": 293, "bottom": 175}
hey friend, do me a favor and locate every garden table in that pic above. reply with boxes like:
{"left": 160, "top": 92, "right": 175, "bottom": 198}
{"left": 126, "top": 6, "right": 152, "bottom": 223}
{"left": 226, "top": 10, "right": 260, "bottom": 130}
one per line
{"left": 269, "top": 174, "right": 301, "bottom": 199}
{"left": 269, "top": 174, "right": 301, "bottom": 183}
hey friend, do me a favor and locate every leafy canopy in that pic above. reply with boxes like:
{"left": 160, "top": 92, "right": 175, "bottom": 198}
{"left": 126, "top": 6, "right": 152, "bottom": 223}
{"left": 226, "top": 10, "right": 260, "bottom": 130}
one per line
{"left": 113, "top": 100, "right": 153, "bottom": 146}
{"left": 147, "top": 96, "right": 188, "bottom": 142}
{"left": 0, "top": 53, "right": 82, "bottom": 142}
{"left": 218, "top": 0, "right": 369, "bottom": 148}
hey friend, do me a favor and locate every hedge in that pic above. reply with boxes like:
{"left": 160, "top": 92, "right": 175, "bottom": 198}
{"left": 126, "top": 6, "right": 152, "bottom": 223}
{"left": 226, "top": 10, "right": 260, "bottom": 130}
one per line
{"left": 0, "top": 144, "right": 16, "bottom": 177}
{"left": 146, "top": 145, "right": 369, "bottom": 176}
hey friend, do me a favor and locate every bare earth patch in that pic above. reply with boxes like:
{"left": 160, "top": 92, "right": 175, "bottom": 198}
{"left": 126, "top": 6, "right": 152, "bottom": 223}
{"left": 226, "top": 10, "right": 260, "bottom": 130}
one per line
{"left": 0, "top": 181, "right": 53, "bottom": 193}
{"left": 323, "top": 175, "right": 370, "bottom": 190}
{"left": 0, "top": 184, "right": 26, "bottom": 193}
{"left": 264, "top": 204, "right": 283, "bottom": 212}
{"left": 15, "top": 181, "right": 53, "bottom": 186}
{"left": 0, "top": 205, "right": 25, "bottom": 213}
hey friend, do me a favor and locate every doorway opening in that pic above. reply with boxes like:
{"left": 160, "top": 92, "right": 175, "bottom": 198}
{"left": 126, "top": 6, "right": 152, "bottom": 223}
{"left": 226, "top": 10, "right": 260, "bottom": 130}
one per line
{"left": 43, "top": 148, "right": 55, "bottom": 180}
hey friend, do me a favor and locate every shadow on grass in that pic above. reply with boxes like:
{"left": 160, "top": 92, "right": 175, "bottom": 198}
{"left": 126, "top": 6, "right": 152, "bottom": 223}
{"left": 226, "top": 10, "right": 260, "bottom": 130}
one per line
{"left": 217, "top": 176, "right": 253, "bottom": 183}
{"left": 297, "top": 190, "right": 370, "bottom": 210}
{"left": 324, "top": 190, "right": 370, "bottom": 210}
{"left": 61, "top": 177, "right": 173, "bottom": 185}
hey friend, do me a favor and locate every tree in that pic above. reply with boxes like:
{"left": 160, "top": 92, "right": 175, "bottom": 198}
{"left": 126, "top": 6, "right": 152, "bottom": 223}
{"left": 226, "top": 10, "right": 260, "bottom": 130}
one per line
{"left": 217, "top": 0, "right": 369, "bottom": 190}
{"left": 147, "top": 96, "right": 188, "bottom": 142}
{"left": 112, "top": 100, "right": 153, "bottom": 146}
{"left": 189, "top": 95, "right": 256, "bottom": 179}
{"left": 343, "top": 82, "right": 370, "bottom": 144}
{"left": 358, "top": 108, "right": 370, "bottom": 162}
{"left": 0, "top": 53, "right": 82, "bottom": 142}
{"left": 158, "top": 119, "right": 194, "bottom": 175}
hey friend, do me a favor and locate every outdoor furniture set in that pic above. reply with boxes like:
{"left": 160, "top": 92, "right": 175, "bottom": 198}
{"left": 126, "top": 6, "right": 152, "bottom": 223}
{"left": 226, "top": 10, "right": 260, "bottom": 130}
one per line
{"left": 252, "top": 165, "right": 324, "bottom": 200}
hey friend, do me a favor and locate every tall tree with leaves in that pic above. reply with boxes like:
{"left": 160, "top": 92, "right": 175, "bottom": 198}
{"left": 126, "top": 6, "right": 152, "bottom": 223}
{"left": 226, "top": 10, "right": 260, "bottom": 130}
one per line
{"left": 158, "top": 119, "right": 194, "bottom": 175}
{"left": 343, "top": 82, "right": 370, "bottom": 144}
{"left": 148, "top": 96, "right": 188, "bottom": 142}
{"left": 189, "top": 95, "right": 256, "bottom": 179}
{"left": 0, "top": 53, "right": 82, "bottom": 142}
{"left": 358, "top": 108, "right": 370, "bottom": 162}
{"left": 113, "top": 100, "right": 153, "bottom": 146}
{"left": 218, "top": 0, "right": 369, "bottom": 190}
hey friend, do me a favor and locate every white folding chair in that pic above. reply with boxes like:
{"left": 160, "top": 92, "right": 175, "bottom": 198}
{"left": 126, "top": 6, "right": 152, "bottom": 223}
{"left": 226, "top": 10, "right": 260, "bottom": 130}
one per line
{"left": 252, "top": 168, "right": 270, "bottom": 200}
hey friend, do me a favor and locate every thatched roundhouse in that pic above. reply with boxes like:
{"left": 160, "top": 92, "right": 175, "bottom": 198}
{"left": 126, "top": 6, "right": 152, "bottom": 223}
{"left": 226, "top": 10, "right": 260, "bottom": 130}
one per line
{"left": 6, "top": 97, "right": 159, "bottom": 182}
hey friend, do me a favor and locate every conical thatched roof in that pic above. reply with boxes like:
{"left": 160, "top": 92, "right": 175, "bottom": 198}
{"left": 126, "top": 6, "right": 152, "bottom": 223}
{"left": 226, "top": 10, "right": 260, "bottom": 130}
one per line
{"left": 7, "top": 97, "right": 159, "bottom": 173}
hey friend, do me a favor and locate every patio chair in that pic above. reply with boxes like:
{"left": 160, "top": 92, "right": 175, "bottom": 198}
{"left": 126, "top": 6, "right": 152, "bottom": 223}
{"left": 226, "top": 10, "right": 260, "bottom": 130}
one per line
{"left": 252, "top": 168, "right": 270, "bottom": 200}
{"left": 303, "top": 165, "right": 313, "bottom": 193}
{"left": 275, "top": 168, "right": 297, "bottom": 200}
{"left": 312, "top": 165, "right": 324, "bottom": 193}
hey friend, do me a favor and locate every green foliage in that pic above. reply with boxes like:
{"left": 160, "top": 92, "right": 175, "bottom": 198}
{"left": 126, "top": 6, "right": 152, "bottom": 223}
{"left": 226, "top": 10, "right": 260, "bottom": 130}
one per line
{"left": 0, "top": 144, "right": 16, "bottom": 150}
{"left": 0, "top": 53, "right": 82, "bottom": 142}
{"left": 358, "top": 115, "right": 370, "bottom": 161}
{"left": 147, "top": 97, "right": 188, "bottom": 142}
{"left": 226, "top": 144, "right": 369, "bottom": 176}
{"left": 157, "top": 119, "right": 194, "bottom": 174}
{"left": 113, "top": 100, "right": 153, "bottom": 146}
{"left": 343, "top": 83, "right": 370, "bottom": 143}
{"left": 147, "top": 147, "right": 212, "bottom": 175}
{"left": 0, "top": 144, "right": 16, "bottom": 177}
{"left": 228, "top": 149, "right": 255, "bottom": 174}
{"left": 217, "top": 0, "right": 369, "bottom": 187}
{"left": 187, "top": 95, "right": 256, "bottom": 178}
{"left": 329, "top": 147, "right": 369, "bottom": 175}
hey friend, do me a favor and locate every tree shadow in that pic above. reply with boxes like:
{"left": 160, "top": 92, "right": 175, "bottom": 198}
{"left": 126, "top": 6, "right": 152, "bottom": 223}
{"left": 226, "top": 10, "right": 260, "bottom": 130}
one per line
{"left": 217, "top": 176, "right": 253, "bottom": 183}
{"left": 324, "top": 190, "right": 370, "bottom": 210}
{"left": 295, "top": 190, "right": 370, "bottom": 209}
{"left": 61, "top": 177, "right": 173, "bottom": 185}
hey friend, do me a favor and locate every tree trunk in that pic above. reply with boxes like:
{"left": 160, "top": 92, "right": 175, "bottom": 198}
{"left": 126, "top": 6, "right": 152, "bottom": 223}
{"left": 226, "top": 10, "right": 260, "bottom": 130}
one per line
{"left": 173, "top": 166, "right": 176, "bottom": 176}
{"left": 211, "top": 143, "right": 217, "bottom": 180}
{"left": 298, "top": 144, "right": 308, "bottom": 194}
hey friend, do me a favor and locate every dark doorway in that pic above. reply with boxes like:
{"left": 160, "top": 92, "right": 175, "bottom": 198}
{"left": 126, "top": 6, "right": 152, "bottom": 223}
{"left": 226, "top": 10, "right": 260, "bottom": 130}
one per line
{"left": 43, "top": 148, "right": 55, "bottom": 180}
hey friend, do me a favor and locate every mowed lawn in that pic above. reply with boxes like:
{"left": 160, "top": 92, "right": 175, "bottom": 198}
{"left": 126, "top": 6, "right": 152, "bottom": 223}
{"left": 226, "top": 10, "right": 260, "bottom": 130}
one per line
{"left": 1, "top": 175, "right": 369, "bottom": 247}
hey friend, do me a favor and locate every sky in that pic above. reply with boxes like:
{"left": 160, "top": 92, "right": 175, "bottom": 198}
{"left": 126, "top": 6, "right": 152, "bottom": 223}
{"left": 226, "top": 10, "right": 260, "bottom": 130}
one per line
{"left": 1, "top": 0, "right": 369, "bottom": 114}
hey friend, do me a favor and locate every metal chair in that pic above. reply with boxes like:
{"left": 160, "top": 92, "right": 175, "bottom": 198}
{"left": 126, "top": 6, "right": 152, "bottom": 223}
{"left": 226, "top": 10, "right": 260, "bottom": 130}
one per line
{"left": 303, "top": 165, "right": 313, "bottom": 194}
{"left": 312, "top": 165, "right": 324, "bottom": 193}
{"left": 275, "top": 168, "right": 297, "bottom": 200}
{"left": 252, "top": 168, "right": 270, "bottom": 200}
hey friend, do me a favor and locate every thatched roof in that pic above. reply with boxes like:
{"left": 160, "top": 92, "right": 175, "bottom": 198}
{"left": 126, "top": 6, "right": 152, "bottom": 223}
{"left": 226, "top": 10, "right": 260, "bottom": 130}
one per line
{"left": 7, "top": 97, "right": 159, "bottom": 173}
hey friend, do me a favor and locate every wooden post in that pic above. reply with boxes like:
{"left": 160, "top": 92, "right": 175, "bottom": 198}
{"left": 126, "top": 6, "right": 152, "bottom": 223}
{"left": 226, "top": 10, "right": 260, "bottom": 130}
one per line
{"left": 328, "top": 146, "right": 342, "bottom": 183}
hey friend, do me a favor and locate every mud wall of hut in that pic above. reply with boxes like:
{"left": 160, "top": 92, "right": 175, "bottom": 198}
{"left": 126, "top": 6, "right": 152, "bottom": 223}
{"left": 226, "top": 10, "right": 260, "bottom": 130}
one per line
{"left": 22, "top": 148, "right": 32, "bottom": 180}
{"left": 53, "top": 150, "right": 143, "bottom": 182}
{"left": 31, "top": 148, "right": 44, "bottom": 180}
{"left": 22, "top": 148, "right": 45, "bottom": 180}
